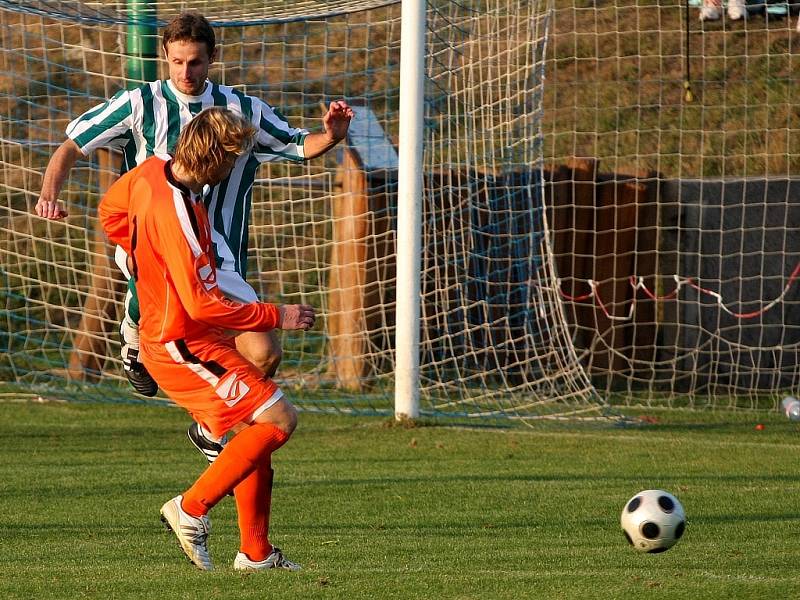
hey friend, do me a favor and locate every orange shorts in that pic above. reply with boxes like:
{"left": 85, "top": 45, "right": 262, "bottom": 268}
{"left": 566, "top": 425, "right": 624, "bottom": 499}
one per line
{"left": 141, "top": 335, "right": 281, "bottom": 438}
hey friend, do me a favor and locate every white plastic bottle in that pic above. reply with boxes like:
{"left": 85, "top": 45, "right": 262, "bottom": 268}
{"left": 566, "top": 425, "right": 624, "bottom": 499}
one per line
{"left": 782, "top": 396, "right": 800, "bottom": 421}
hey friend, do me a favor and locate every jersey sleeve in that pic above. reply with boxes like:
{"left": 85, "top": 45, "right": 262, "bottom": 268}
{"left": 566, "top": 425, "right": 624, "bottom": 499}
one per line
{"left": 251, "top": 97, "right": 308, "bottom": 163}
{"left": 98, "top": 168, "right": 136, "bottom": 252}
{"left": 154, "top": 201, "right": 281, "bottom": 332}
{"left": 66, "top": 88, "right": 135, "bottom": 155}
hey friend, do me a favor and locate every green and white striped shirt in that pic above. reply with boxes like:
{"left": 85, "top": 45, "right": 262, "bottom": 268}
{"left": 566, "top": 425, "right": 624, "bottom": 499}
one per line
{"left": 67, "top": 79, "right": 308, "bottom": 295}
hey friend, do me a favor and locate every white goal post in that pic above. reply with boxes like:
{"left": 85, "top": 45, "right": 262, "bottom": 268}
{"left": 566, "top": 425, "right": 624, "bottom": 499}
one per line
{"left": 395, "top": 0, "right": 426, "bottom": 420}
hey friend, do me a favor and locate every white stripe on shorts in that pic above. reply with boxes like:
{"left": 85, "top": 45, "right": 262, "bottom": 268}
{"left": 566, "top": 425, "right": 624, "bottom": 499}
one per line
{"left": 249, "top": 388, "right": 284, "bottom": 423}
{"left": 164, "top": 341, "right": 220, "bottom": 387}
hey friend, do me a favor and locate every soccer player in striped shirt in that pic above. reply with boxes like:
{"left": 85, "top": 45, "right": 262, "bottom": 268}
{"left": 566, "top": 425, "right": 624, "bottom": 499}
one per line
{"left": 35, "top": 13, "right": 352, "bottom": 417}
{"left": 100, "top": 106, "right": 312, "bottom": 571}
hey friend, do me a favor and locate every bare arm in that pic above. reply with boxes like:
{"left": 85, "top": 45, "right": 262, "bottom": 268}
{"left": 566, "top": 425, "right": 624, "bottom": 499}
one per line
{"left": 302, "top": 100, "right": 354, "bottom": 160}
{"left": 36, "top": 138, "right": 84, "bottom": 220}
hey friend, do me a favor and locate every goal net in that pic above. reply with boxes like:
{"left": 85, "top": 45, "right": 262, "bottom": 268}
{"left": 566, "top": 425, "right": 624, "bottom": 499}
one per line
{"left": 0, "top": 0, "right": 601, "bottom": 419}
{"left": 545, "top": 1, "right": 800, "bottom": 410}
{"left": 4, "top": 1, "right": 795, "bottom": 418}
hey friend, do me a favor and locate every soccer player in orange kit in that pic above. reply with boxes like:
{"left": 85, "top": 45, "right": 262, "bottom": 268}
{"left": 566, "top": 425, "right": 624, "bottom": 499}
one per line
{"left": 99, "top": 107, "right": 312, "bottom": 572}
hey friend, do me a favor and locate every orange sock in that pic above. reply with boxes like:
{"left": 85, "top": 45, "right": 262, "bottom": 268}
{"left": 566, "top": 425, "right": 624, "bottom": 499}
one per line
{"left": 234, "top": 462, "right": 275, "bottom": 561}
{"left": 182, "top": 422, "right": 288, "bottom": 517}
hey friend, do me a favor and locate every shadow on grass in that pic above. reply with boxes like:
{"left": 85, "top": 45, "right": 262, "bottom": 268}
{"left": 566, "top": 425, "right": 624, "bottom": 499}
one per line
{"left": 277, "top": 472, "right": 800, "bottom": 489}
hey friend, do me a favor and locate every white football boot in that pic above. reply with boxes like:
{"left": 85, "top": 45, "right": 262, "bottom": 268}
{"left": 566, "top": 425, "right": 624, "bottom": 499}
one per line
{"left": 160, "top": 495, "right": 214, "bottom": 571}
{"left": 233, "top": 547, "right": 301, "bottom": 572}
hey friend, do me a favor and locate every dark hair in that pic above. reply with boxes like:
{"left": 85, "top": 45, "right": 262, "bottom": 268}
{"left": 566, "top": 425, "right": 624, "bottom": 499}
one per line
{"left": 162, "top": 13, "right": 215, "bottom": 58}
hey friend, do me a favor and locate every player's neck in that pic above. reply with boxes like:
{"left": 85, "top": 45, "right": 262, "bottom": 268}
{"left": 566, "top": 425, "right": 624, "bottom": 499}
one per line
{"left": 166, "top": 78, "right": 209, "bottom": 99}
{"left": 170, "top": 160, "right": 204, "bottom": 194}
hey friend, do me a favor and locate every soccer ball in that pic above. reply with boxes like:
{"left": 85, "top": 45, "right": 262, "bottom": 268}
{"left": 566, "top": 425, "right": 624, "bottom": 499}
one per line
{"left": 620, "top": 489, "right": 686, "bottom": 553}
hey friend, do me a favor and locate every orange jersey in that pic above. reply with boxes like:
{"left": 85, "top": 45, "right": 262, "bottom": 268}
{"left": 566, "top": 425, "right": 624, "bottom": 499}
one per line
{"left": 99, "top": 156, "right": 280, "bottom": 347}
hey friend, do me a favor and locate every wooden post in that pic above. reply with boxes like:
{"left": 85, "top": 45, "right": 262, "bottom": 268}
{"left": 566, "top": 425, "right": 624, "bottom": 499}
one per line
{"left": 628, "top": 170, "right": 659, "bottom": 382}
{"left": 67, "top": 148, "right": 121, "bottom": 381}
{"left": 326, "top": 104, "right": 399, "bottom": 391}
{"left": 327, "top": 147, "right": 370, "bottom": 390}
{"left": 593, "top": 174, "right": 639, "bottom": 375}
{"left": 550, "top": 159, "right": 661, "bottom": 387}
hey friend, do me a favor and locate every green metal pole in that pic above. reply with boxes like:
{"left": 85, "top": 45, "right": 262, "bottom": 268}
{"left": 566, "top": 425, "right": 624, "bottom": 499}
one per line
{"left": 126, "top": 0, "right": 157, "bottom": 85}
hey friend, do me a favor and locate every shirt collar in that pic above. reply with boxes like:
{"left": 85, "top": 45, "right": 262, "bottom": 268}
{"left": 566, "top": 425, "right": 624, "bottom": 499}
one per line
{"left": 164, "top": 159, "right": 194, "bottom": 199}
{"left": 165, "top": 78, "right": 211, "bottom": 103}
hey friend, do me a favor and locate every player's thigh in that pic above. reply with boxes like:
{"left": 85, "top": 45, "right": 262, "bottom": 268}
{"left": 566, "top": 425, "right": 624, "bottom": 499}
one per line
{"left": 235, "top": 330, "right": 282, "bottom": 363}
{"left": 236, "top": 329, "right": 281, "bottom": 358}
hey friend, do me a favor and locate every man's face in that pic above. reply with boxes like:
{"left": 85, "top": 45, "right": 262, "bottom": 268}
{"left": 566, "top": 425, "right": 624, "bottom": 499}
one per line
{"left": 165, "top": 40, "right": 214, "bottom": 96}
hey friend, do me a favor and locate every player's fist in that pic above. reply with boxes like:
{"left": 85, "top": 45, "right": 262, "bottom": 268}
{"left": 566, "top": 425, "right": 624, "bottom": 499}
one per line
{"left": 35, "top": 197, "right": 68, "bottom": 220}
{"left": 278, "top": 304, "right": 316, "bottom": 331}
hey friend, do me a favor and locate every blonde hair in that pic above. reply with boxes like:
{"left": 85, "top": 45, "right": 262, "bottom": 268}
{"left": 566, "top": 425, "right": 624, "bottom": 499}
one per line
{"left": 173, "top": 107, "right": 257, "bottom": 184}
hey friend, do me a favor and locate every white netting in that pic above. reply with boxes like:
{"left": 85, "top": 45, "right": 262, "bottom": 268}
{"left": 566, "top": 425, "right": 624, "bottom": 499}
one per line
{"left": 544, "top": 1, "right": 800, "bottom": 409}
{"left": 11, "top": 0, "right": 796, "bottom": 415}
{"left": 1, "top": 1, "right": 400, "bottom": 24}
{"left": 1, "top": 0, "right": 602, "bottom": 420}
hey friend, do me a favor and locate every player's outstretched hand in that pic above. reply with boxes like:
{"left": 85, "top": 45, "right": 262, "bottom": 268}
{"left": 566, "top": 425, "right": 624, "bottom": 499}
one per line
{"left": 35, "top": 197, "right": 69, "bottom": 220}
{"left": 278, "top": 304, "right": 316, "bottom": 331}
{"left": 322, "top": 100, "right": 354, "bottom": 143}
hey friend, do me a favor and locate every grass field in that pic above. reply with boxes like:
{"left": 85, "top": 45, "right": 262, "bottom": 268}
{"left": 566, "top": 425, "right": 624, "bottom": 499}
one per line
{"left": 2, "top": 401, "right": 800, "bottom": 599}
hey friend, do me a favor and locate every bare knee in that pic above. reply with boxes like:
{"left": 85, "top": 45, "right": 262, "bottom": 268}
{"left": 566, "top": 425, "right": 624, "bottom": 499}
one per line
{"left": 273, "top": 400, "right": 297, "bottom": 435}
{"left": 236, "top": 332, "right": 282, "bottom": 377}
{"left": 255, "top": 348, "right": 282, "bottom": 378}
{"left": 253, "top": 397, "right": 297, "bottom": 436}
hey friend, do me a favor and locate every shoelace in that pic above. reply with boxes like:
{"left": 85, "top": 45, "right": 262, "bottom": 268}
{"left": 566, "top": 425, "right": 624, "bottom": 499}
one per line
{"left": 270, "top": 549, "right": 295, "bottom": 568}
{"left": 181, "top": 522, "right": 209, "bottom": 548}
